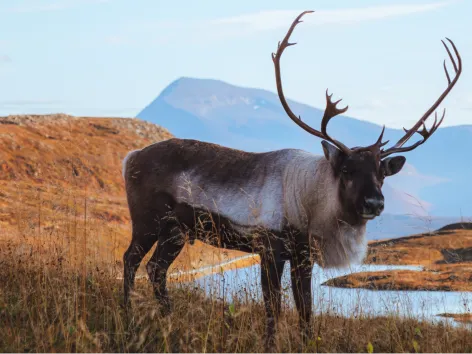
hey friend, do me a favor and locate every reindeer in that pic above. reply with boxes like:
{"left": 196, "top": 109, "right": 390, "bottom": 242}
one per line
{"left": 122, "top": 10, "right": 462, "bottom": 351}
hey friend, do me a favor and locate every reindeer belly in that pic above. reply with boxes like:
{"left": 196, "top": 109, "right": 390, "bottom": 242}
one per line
{"left": 172, "top": 201, "right": 256, "bottom": 253}
{"left": 171, "top": 171, "right": 285, "bottom": 252}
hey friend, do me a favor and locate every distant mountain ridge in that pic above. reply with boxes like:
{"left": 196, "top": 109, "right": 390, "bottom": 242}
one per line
{"left": 137, "top": 77, "right": 472, "bottom": 224}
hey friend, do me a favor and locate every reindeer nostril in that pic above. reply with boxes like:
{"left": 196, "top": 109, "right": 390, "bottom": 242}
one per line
{"left": 362, "top": 197, "right": 384, "bottom": 217}
{"left": 364, "top": 198, "right": 384, "bottom": 211}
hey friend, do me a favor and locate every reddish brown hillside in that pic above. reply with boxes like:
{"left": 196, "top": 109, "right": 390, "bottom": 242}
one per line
{"left": 0, "top": 114, "right": 172, "bottom": 192}
{"left": 0, "top": 114, "right": 249, "bottom": 275}
{"left": 324, "top": 227, "right": 472, "bottom": 291}
{"left": 366, "top": 228, "right": 472, "bottom": 266}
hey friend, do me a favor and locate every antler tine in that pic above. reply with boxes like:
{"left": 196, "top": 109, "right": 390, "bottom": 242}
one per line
{"left": 271, "top": 10, "right": 314, "bottom": 58}
{"left": 272, "top": 10, "right": 352, "bottom": 155}
{"left": 377, "top": 127, "right": 390, "bottom": 148}
{"left": 353, "top": 125, "right": 389, "bottom": 154}
{"left": 321, "top": 89, "right": 349, "bottom": 131}
{"left": 320, "top": 89, "right": 351, "bottom": 153}
{"left": 443, "top": 60, "right": 452, "bottom": 84}
{"left": 375, "top": 125, "right": 390, "bottom": 148}
{"left": 442, "top": 38, "right": 459, "bottom": 73}
{"left": 380, "top": 38, "right": 462, "bottom": 158}
{"left": 381, "top": 109, "right": 447, "bottom": 155}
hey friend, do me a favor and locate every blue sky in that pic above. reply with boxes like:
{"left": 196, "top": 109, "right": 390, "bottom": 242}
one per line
{"left": 0, "top": 0, "right": 470, "bottom": 128}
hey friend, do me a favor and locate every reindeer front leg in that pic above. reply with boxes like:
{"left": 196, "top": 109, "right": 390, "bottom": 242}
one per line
{"left": 260, "top": 251, "right": 285, "bottom": 352}
{"left": 290, "top": 242, "right": 314, "bottom": 345}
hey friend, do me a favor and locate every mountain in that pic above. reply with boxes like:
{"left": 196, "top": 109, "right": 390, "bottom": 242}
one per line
{"left": 137, "top": 77, "right": 472, "bottom": 222}
{"left": 365, "top": 213, "right": 462, "bottom": 240}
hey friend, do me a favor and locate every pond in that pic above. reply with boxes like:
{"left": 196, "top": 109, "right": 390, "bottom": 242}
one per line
{"left": 174, "top": 262, "right": 472, "bottom": 325}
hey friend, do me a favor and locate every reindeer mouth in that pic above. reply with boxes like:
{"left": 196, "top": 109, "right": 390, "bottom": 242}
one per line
{"left": 360, "top": 213, "right": 376, "bottom": 220}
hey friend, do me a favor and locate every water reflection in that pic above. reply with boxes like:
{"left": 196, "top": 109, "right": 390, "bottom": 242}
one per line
{"left": 175, "top": 263, "right": 472, "bottom": 324}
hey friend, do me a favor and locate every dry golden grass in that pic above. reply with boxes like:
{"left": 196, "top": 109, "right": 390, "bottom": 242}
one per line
{"left": 3, "top": 235, "right": 472, "bottom": 353}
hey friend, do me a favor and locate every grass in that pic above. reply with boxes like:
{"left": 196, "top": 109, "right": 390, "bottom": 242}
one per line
{"left": 3, "top": 247, "right": 472, "bottom": 353}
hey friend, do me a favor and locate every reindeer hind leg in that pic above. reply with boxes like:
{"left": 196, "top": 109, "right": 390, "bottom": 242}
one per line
{"left": 123, "top": 223, "right": 159, "bottom": 307}
{"left": 146, "top": 224, "right": 185, "bottom": 315}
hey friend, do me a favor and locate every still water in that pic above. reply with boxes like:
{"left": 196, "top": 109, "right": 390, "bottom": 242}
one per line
{"left": 175, "top": 262, "right": 472, "bottom": 324}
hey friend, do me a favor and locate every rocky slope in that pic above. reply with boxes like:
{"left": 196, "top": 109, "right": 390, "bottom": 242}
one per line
{"left": 0, "top": 114, "right": 248, "bottom": 275}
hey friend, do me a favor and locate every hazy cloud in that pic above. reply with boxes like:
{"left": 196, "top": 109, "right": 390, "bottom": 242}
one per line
{"left": 0, "top": 100, "right": 62, "bottom": 108}
{"left": 0, "top": 55, "right": 12, "bottom": 63}
{"left": 119, "top": 1, "right": 456, "bottom": 47}
{"left": 6, "top": 0, "right": 111, "bottom": 13}
{"left": 104, "top": 36, "right": 135, "bottom": 46}
{"left": 211, "top": 2, "right": 454, "bottom": 32}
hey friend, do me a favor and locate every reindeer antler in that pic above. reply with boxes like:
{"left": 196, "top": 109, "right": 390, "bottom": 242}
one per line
{"left": 380, "top": 38, "right": 462, "bottom": 158}
{"left": 272, "top": 11, "right": 462, "bottom": 159}
{"left": 272, "top": 10, "right": 351, "bottom": 155}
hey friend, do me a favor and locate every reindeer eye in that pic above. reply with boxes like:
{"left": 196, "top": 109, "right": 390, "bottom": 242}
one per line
{"left": 342, "top": 167, "right": 348, "bottom": 174}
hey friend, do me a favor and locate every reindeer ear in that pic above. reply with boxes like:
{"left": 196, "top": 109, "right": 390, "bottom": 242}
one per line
{"left": 381, "top": 156, "right": 406, "bottom": 177}
{"left": 321, "top": 140, "right": 345, "bottom": 167}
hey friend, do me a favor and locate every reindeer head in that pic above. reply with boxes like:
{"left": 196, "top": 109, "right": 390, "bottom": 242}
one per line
{"left": 272, "top": 11, "right": 462, "bottom": 222}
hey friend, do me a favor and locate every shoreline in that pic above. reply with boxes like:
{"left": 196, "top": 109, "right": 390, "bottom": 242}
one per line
{"left": 116, "top": 253, "right": 260, "bottom": 282}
